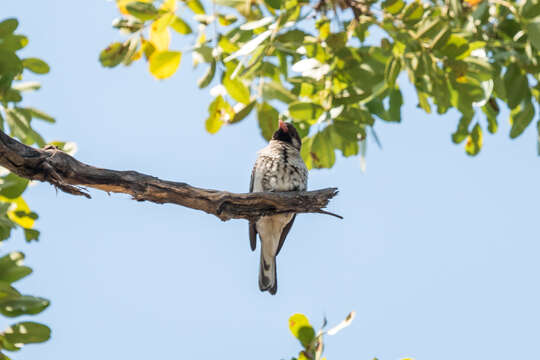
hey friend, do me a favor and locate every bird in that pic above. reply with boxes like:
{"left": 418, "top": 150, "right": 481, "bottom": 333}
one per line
{"left": 249, "top": 120, "right": 308, "bottom": 295}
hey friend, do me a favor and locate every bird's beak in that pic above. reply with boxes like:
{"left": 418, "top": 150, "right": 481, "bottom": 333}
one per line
{"left": 278, "top": 119, "right": 288, "bottom": 133}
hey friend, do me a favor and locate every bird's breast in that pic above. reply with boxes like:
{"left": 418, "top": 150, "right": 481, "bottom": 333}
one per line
{"left": 255, "top": 148, "right": 307, "bottom": 192}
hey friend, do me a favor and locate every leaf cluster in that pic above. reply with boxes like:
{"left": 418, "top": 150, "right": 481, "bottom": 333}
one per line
{"left": 103, "top": 0, "right": 540, "bottom": 163}
{"left": 0, "top": 251, "right": 50, "bottom": 359}
{"left": 0, "top": 17, "right": 72, "bottom": 357}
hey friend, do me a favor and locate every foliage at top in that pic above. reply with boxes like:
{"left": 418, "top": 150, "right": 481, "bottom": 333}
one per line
{"left": 103, "top": 0, "right": 540, "bottom": 165}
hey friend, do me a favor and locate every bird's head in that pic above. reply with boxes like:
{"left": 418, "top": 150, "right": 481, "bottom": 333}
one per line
{"left": 272, "top": 120, "right": 302, "bottom": 150}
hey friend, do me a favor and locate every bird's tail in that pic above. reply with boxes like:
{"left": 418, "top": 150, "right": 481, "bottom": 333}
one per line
{"left": 259, "top": 247, "right": 277, "bottom": 295}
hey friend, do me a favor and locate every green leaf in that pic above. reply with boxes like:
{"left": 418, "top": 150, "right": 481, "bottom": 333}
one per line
{"left": 465, "top": 123, "right": 482, "bottom": 156}
{"left": 527, "top": 19, "right": 540, "bottom": 50}
{"left": 415, "top": 18, "right": 443, "bottom": 40}
{"left": 198, "top": 60, "right": 216, "bottom": 89}
{"left": 0, "top": 35, "right": 28, "bottom": 52}
{"left": 300, "top": 136, "right": 314, "bottom": 169}
{"left": 329, "top": 123, "right": 360, "bottom": 157}
{"left": 223, "top": 76, "right": 250, "bottom": 104}
{"left": 24, "top": 108, "right": 55, "bottom": 123}
{"left": 429, "top": 24, "right": 451, "bottom": 49}
{"left": 3, "top": 89, "right": 22, "bottom": 103}
{"left": 264, "top": 0, "right": 282, "bottom": 9}
{"left": 388, "top": 88, "right": 403, "bottom": 122}
{"left": 218, "top": 14, "right": 237, "bottom": 26}
{"left": 149, "top": 50, "right": 181, "bottom": 79}
{"left": 439, "top": 34, "right": 468, "bottom": 58}
{"left": 0, "top": 174, "right": 29, "bottom": 200}
{"left": 21, "top": 58, "right": 49, "bottom": 74}
{"left": 521, "top": 0, "right": 540, "bottom": 18}
{"left": 312, "top": 129, "right": 335, "bottom": 168}
{"left": 384, "top": 56, "right": 401, "bottom": 87}
{"left": 170, "top": 16, "right": 192, "bottom": 34}
{"left": 317, "top": 19, "right": 330, "bottom": 40}
{"left": 0, "top": 19, "right": 18, "bottom": 38}
{"left": 1, "top": 322, "right": 50, "bottom": 345}
{"left": 112, "top": 18, "right": 144, "bottom": 33}
{"left": 0, "top": 296, "right": 50, "bottom": 317}
{"left": 451, "top": 115, "right": 472, "bottom": 144}
{"left": 276, "top": 30, "right": 307, "bottom": 44}
{"left": 326, "top": 32, "right": 347, "bottom": 51}
{"left": 504, "top": 63, "right": 529, "bottom": 109}
{"left": 288, "top": 314, "right": 316, "bottom": 348}
{"left": 0, "top": 281, "right": 20, "bottom": 300}
{"left": 288, "top": 102, "right": 323, "bottom": 123}
{"left": 23, "top": 229, "right": 39, "bottom": 243}
{"left": 186, "top": 0, "right": 206, "bottom": 14}
{"left": 402, "top": 2, "right": 424, "bottom": 25}
{"left": 205, "top": 95, "right": 233, "bottom": 134}
{"left": 99, "top": 42, "right": 128, "bottom": 68}
{"left": 5, "top": 108, "right": 33, "bottom": 144}
{"left": 262, "top": 82, "right": 296, "bottom": 103}
{"left": 510, "top": 100, "right": 534, "bottom": 138}
{"left": 218, "top": 36, "right": 239, "bottom": 54}
{"left": 0, "top": 252, "right": 31, "bottom": 284}
{"left": 482, "top": 99, "right": 499, "bottom": 134}
{"left": 366, "top": 98, "right": 390, "bottom": 121}
{"left": 125, "top": 1, "right": 159, "bottom": 21}
{"left": 257, "top": 102, "right": 279, "bottom": 141}
{"left": 341, "top": 107, "right": 374, "bottom": 125}
{"left": 231, "top": 101, "right": 256, "bottom": 123}
{"left": 382, "top": 0, "right": 405, "bottom": 14}
{"left": 0, "top": 49, "right": 22, "bottom": 78}
{"left": 192, "top": 45, "right": 213, "bottom": 66}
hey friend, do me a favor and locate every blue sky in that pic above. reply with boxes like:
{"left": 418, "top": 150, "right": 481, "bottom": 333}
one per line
{"left": 3, "top": 1, "right": 540, "bottom": 359}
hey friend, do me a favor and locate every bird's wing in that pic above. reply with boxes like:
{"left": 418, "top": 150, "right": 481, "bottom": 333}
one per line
{"left": 248, "top": 163, "right": 257, "bottom": 251}
{"left": 275, "top": 214, "right": 296, "bottom": 256}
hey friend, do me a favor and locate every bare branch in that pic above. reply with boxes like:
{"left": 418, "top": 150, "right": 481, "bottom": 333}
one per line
{"left": 0, "top": 130, "right": 341, "bottom": 222}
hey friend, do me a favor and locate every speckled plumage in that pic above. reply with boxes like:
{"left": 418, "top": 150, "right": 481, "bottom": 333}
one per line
{"left": 249, "top": 138, "right": 308, "bottom": 295}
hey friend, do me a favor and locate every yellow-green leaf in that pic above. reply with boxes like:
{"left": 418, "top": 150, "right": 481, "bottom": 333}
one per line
{"left": 232, "top": 101, "right": 256, "bottom": 123}
{"left": 0, "top": 19, "right": 18, "bottom": 38}
{"left": 218, "top": 14, "right": 237, "bottom": 26}
{"left": 223, "top": 76, "right": 251, "bottom": 104}
{"left": 186, "top": 0, "right": 205, "bottom": 14}
{"left": 116, "top": 0, "right": 152, "bottom": 14}
{"left": 205, "top": 95, "right": 234, "bottom": 133}
{"left": 289, "top": 102, "right": 323, "bottom": 124}
{"left": 150, "top": 23, "right": 171, "bottom": 51}
{"left": 288, "top": 314, "right": 315, "bottom": 348}
{"left": 149, "top": 51, "right": 181, "bottom": 79}
{"left": 257, "top": 102, "right": 279, "bottom": 140}
{"left": 0, "top": 196, "right": 34, "bottom": 229}
{"left": 125, "top": 1, "right": 159, "bottom": 21}
{"left": 170, "top": 16, "right": 192, "bottom": 34}
{"left": 465, "top": 123, "right": 482, "bottom": 156}
{"left": 510, "top": 100, "right": 534, "bottom": 138}
{"left": 21, "top": 58, "right": 49, "bottom": 74}
{"left": 99, "top": 42, "right": 128, "bottom": 68}
{"left": 300, "top": 136, "right": 314, "bottom": 170}
{"left": 311, "top": 129, "right": 335, "bottom": 168}
{"left": 198, "top": 60, "right": 216, "bottom": 89}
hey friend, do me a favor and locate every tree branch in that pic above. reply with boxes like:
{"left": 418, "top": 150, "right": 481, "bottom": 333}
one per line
{"left": 0, "top": 130, "right": 341, "bottom": 221}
